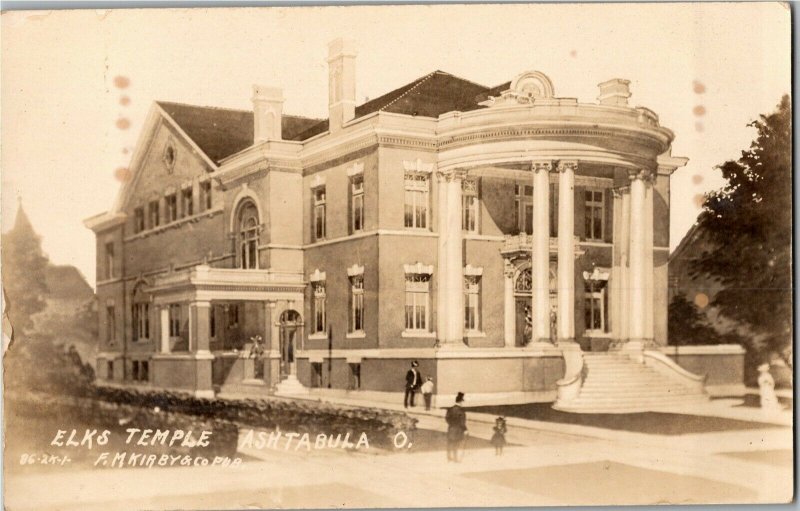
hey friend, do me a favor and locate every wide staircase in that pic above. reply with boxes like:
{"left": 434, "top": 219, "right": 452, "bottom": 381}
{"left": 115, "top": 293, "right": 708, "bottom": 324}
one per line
{"left": 553, "top": 352, "right": 709, "bottom": 413}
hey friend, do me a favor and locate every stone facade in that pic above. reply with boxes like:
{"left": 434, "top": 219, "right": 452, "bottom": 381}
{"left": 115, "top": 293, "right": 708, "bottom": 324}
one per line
{"left": 86, "top": 38, "right": 688, "bottom": 404}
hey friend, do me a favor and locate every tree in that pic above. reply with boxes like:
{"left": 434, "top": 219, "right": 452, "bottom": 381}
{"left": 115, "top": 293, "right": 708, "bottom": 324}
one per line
{"left": 668, "top": 293, "right": 722, "bottom": 345}
{"left": 691, "top": 95, "right": 792, "bottom": 365}
{"left": 2, "top": 203, "right": 49, "bottom": 338}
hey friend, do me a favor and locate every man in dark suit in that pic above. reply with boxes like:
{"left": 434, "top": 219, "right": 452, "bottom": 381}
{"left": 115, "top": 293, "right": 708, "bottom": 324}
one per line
{"left": 446, "top": 392, "right": 467, "bottom": 462}
{"left": 404, "top": 361, "right": 421, "bottom": 408}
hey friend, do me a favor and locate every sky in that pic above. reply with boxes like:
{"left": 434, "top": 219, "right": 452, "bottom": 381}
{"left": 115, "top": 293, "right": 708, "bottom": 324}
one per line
{"left": 1, "top": 3, "right": 791, "bottom": 288}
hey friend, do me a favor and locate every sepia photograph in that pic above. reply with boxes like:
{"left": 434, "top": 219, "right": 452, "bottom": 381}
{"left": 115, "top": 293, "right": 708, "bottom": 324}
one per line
{"left": 1, "top": 3, "right": 793, "bottom": 509}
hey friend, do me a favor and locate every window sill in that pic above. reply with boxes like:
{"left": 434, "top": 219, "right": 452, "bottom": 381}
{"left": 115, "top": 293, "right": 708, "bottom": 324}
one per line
{"left": 401, "top": 330, "right": 436, "bottom": 338}
{"left": 308, "top": 332, "right": 328, "bottom": 340}
{"left": 346, "top": 331, "right": 366, "bottom": 339}
{"left": 465, "top": 330, "right": 486, "bottom": 338}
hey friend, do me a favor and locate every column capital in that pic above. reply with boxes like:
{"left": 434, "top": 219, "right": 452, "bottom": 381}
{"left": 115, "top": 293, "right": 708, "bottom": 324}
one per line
{"left": 503, "top": 259, "right": 516, "bottom": 279}
{"left": 531, "top": 160, "right": 554, "bottom": 173}
{"left": 628, "top": 168, "right": 654, "bottom": 183}
{"left": 612, "top": 185, "right": 630, "bottom": 198}
{"left": 436, "top": 168, "right": 468, "bottom": 182}
{"left": 556, "top": 160, "right": 578, "bottom": 173}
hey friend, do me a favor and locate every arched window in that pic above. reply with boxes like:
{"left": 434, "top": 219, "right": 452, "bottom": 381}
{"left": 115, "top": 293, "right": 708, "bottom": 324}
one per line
{"left": 237, "top": 202, "right": 260, "bottom": 269}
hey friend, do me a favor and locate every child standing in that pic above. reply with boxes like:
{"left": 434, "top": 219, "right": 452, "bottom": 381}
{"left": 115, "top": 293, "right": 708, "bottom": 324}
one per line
{"left": 491, "top": 416, "right": 507, "bottom": 456}
{"left": 421, "top": 377, "right": 434, "bottom": 411}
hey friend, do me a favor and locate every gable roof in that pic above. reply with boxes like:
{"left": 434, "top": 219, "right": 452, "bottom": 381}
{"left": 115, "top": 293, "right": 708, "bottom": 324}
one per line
{"left": 158, "top": 71, "right": 507, "bottom": 162}
{"left": 157, "top": 102, "right": 322, "bottom": 164}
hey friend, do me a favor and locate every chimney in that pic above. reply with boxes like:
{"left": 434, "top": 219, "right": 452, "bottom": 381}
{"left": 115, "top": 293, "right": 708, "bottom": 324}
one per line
{"left": 252, "top": 85, "right": 284, "bottom": 142}
{"left": 597, "top": 79, "right": 631, "bottom": 107}
{"left": 327, "top": 38, "right": 357, "bottom": 133}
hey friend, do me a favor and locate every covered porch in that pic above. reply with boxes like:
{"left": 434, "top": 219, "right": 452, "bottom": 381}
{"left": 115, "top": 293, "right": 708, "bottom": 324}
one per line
{"left": 146, "top": 264, "right": 305, "bottom": 397}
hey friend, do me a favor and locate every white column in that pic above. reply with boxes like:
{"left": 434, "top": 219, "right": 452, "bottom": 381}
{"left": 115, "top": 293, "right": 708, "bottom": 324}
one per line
{"left": 557, "top": 161, "right": 577, "bottom": 343}
{"left": 644, "top": 177, "right": 655, "bottom": 342}
{"left": 503, "top": 259, "right": 516, "bottom": 347}
{"left": 436, "top": 172, "right": 449, "bottom": 344}
{"left": 532, "top": 160, "right": 552, "bottom": 344}
{"left": 160, "top": 306, "right": 170, "bottom": 354}
{"left": 628, "top": 170, "right": 647, "bottom": 344}
{"left": 619, "top": 187, "right": 631, "bottom": 342}
{"left": 610, "top": 188, "right": 623, "bottom": 340}
{"left": 445, "top": 170, "right": 466, "bottom": 344}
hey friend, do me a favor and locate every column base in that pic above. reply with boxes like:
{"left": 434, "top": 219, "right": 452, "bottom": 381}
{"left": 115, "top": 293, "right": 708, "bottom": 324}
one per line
{"left": 436, "top": 340, "right": 469, "bottom": 351}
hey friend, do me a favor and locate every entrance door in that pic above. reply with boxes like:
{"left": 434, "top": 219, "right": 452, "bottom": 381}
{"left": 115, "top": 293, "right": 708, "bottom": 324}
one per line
{"left": 279, "top": 310, "right": 301, "bottom": 378}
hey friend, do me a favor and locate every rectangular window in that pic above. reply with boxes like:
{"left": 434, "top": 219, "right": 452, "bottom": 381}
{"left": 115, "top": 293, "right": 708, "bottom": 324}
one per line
{"left": 200, "top": 181, "right": 212, "bottom": 211}
{"left": 148, "top": 200, "right": 160, "bottom": 229}
{"left": 169, "top": 304, "right": 181, "bottom": 337}
{"left": 210, "top": 306, "right": 216, "bottom": 338}
{"left": 132, "top": 360, "right": 139, "bottom": 381}
{"left": 134, "top": 207, "right": 145, "bottom": 233}
{"left": 350, "top": 176, "right": 364, "bottom": 234}
{"left": 584, "top": 281, "right": 608, "bottom": 333}
{"left": 464, "top": 276, "right": 481, "bottom": 332}
{"left": 404, "top": 273, "right": 430, "bottom": 331}
{"left": 350, "top": 363, "right": 361, "bottom": 390}
{"left": 165, "top": 194, "right": 178, "bottom": 223}
{"left": 312, "top": 282, "right": 326, "bottom": 334}
{"left": 313, "top": 187, "right": 326, "bottom": 241}
{"left": 515, "top": 184, "right": 534, "bottom": 235}
{"left": 349, "top": 275, "right": 364, "bottom": 333}
{"left": 585, "top": 189, "right": 605, "bottom": 241}
{"left": 140, "top": 361, "right": 149, "bottom": 382}
{"left": 107, "top": 361, "right": 114, "bottom": 380}
{"left": 228, "top": 304, "right": 240, "bottom": 327}
{"left": 106, "top": 305, "right": 115, "bottom": 344}
{"left": 404, "top": 173, "right": 429, "bottom": 229}
{"left": 105, "top": 242, "right": 114, "bottom": 279}
{"left": 311, "top": 362, "right": 323, "bottom": 388}
{"left": 132, "top": 303, "right": 150, "bottom": 340}
{"left": 462, "top": 179, "right": 479, "bottom": 233}
{"left": 181, "top": 187, "right": 194, "bottom": 218}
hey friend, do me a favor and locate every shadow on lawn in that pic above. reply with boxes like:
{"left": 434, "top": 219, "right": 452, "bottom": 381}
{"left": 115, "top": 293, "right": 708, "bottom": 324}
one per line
{"left": 467, "top": 403, "right": 783, "bottom": 435}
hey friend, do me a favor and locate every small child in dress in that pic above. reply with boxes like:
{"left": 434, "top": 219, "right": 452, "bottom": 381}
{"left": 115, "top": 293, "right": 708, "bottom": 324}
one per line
{"left": 421, "top": 377, "right": 434, "bottom": 411}
{"left": 491, "top": 416, "right": 507, "bottom": 456}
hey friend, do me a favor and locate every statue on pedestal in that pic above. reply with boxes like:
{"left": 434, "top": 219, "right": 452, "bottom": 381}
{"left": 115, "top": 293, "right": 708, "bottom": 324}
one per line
{"left": 757, "top": 363, "right": 782, "bottom": 411}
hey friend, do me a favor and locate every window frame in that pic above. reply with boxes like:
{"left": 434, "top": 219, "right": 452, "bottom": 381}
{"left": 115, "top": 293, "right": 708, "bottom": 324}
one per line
{"left": 584, "top": 188, "right": 605, "bottom": 241}
{"left": 584, "top": 280, "right": 609, "bottom": 335}
{"left": 106, "top": 305, "right": 116, "bottom": 344}
{"left": 134, "top": 207, "right": 145, "bottom": 233}
{"left": 312, "top": 281, "right": 327, "bottom": 334}
{"left": 462, "top": 178, "right": 479, "bottom": 233}
{"left": 349, "top": 275, "right": 365, "bottom": 334}
{"left": 132, "top": 302, "right": 150, "bottom": 341}
{"left": 404, "top": 273, "right": 431, "bottom": 332}
{"left": 515, "top": 184, "right": 534, "bottom": 235}
{"left": 181, "top": 186, "right": 194, "bottom": 218}
{"left": 313, "top": 186, "right": 327, "bottom": 241}
{"left": 104, "top": 242, "right": 115, "bottom": 280}
{"left": 404, "top": 172, "right": 429, "bottom": 230}
{"left": 148, "top": 200, "right": 160, "bottom": 229}
{"left": 464, "top": 275, "right": 482, "bottom": 333}
{"left": 169, "top": 304, "right": 181, "bottom": 337}
{"left": 200, "top": 181, "right": 213, "bottom": 212}
{"left": 350, "top": 176, "right": 365, "bottom": 234}
{"left": 165, "top": 193, "right": 178, "bottom": 223}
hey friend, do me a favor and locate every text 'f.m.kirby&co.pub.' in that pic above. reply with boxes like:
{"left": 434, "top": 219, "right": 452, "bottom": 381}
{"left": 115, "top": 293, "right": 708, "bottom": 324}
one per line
{"left": 86, "top": 38, "right": 709, "bottom": 413}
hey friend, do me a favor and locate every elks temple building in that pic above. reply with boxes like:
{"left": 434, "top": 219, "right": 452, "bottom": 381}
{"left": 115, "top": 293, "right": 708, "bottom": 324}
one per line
{"left": 87, "top": 39, "right": 717, "bottom": 412}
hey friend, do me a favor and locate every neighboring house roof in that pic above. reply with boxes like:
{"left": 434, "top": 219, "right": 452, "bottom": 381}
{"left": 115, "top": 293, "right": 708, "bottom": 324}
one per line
{"left": 158, "top": 70, "right": 508, "bottom": 163}
{"left": 669, "top": 221, "right": 703, "bottom": 263}
{"left": 44, "top": 265, "right": 94, "bottom": 301}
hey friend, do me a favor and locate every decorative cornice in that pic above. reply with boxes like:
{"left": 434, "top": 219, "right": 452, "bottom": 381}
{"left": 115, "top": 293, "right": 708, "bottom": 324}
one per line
{"left": 346, "top": 161, "right": 364, "bottom": 177}
{"left": 310, "top": 269, "right": 326, "bottom": 282}
{"left": 346, "top": 263, "right": 365, "bottom": 277}
{"left": 464, "top": 264, "right": 484, "bottom": 277}
{"left": 403, "top": 158, "right": 435, "bottom": 174}
{"left": 310, "top": 174, "right": 326, "bottom": 188}
{"left": 404, "top": 262, "right": 434, "bottom": 275}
